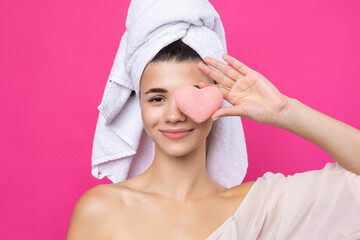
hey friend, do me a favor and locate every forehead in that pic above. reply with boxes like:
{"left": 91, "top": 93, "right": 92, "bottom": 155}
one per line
{"left": 140, "top": 60, "right": 213, "bottom": 89}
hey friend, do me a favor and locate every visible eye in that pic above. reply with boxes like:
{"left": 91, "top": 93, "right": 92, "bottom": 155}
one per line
{"left": 149, "top": 96, "right": 164, "bottom": 103}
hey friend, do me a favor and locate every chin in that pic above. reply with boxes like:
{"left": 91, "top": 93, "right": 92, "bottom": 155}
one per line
{"left": 155, "top": 137, "right": 203, "bottom": 157}
{"left": 161, "top": 143, "right": 195, "bottom": 157}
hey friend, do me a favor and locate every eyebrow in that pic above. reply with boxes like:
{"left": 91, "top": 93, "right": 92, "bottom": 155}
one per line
{"left": 145, "top": 85, "right": 200, "bottom": 94}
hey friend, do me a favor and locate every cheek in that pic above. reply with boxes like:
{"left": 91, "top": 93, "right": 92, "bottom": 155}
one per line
{"left": 141, "top": 105, "right": 162, "bottom": 127}
{"left": 200, "top": 118, "right": 213, "bottom": 137}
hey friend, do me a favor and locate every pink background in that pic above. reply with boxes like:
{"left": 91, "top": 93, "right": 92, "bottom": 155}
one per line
{"left": 1, "top": 0, "right": 359, "bottom": 239}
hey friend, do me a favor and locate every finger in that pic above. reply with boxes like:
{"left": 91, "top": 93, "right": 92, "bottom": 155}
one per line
{"left": 199, "top": 81, "right": 231, "bottom": 101}
{"left": 204, "top": 56, "right": 244, "bottom": 80}
{"left": 211, "top": 105, "right": 248, "bottom": 120}
{"left": 198, "top": 81, "right": 212, "bottom": 88}
{"left": 222, "top": 54, "right": 252, "bottom": 75}
{"left": 198, "top": 62, "right": 235, "bottom": 89}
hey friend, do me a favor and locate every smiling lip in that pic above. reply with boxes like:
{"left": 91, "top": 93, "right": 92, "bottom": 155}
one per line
{"left": 160, "top": 129, "right": 194, "bottom": 140}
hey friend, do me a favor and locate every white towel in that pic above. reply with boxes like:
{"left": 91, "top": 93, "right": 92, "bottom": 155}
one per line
{"left": 91, "top": 0, "right": 248, "bottom": 188}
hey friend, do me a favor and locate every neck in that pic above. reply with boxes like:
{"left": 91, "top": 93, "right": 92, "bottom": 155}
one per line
{"left": 140, "top": 141, "right": 225, "bottom": 202}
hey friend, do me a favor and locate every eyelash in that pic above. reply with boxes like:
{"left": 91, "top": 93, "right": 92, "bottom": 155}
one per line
{"left": 149, "top": 96, "right": 164, "bottom": 103}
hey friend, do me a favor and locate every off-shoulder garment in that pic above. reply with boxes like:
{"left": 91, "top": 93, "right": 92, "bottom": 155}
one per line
{"left": 206, "top": 162, "right": 360, "bottom": 239}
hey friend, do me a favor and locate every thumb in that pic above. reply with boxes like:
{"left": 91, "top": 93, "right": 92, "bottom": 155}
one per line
{"left": 211, "top": 105, "right": 247, "bottom": 120}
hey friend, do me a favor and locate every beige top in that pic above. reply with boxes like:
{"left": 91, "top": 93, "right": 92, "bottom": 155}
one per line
{"left": 206, "top": 162, "right": 360, "bottom": 239}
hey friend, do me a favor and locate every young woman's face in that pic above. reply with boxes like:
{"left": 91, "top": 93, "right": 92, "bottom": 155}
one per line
{"left": 140, "top": 60, "right": 215, "bottom": 157}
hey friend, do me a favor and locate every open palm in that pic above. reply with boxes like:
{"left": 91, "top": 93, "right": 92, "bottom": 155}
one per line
{"left": 198, "top": 54, "right": 291, "bottom": 126}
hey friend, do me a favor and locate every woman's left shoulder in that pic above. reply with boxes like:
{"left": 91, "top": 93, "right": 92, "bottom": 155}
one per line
{"left": 227, "top": 180, "right": 256, "bottom": 199}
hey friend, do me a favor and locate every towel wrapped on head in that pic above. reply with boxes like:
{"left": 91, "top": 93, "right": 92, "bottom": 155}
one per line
{"left": 91, "top": 0, "right": 248, "bottom": 188}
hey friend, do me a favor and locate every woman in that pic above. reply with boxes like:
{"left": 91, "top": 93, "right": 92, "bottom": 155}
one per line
{"left": 67, "top": 39, "right": 360, "bottom": 239}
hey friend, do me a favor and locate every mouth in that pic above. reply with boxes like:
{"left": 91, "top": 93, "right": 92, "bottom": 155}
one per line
{"left": 160, "top": 128, "right": 194, "bottom": 140}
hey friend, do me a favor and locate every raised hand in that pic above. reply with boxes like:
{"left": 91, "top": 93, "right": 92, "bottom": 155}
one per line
{"left": 198, "top": 54, "right": 291, "bottom": 125}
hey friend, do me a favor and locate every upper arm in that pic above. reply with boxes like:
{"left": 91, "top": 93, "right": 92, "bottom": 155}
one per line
{"left": 66, "top": 185, "right": 113, "bottom": 240}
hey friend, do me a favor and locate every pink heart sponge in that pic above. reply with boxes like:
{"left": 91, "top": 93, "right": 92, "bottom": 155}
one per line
{"left": 174, "top": 84, "right": 223, "bottom": 123}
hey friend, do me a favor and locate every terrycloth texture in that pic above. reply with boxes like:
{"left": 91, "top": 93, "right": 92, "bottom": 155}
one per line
{"left": 91, "top": 0, "right": 248, "bottom": 188}
{"left": 174, "top": 85, "right": 223, "bottom": 123}
{"left": 205, "top": 162, "right": 360, "bottom": 239}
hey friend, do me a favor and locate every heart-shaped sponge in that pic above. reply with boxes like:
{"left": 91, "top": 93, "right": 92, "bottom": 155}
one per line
{"left": 174, "top": 84, "right": 223, "bottom": 123}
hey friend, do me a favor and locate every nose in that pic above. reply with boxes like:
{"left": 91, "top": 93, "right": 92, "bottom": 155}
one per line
{"left": 164, "top": 98, "right": 187, "bottom": 123}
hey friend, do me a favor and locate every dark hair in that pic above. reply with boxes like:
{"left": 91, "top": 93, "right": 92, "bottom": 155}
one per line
{"left": 149, "top": 39, "right": 206, "bottom": 63}
{"left": 134, "top": 39, "right": 214, "bottom": 97}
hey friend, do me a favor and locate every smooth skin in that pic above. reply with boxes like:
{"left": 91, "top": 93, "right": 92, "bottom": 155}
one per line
{"left": 67, "top": 60, "right": 255, "bottom": 240}
{"left": 67, "top": 54, "right": 360, "bottom": 240}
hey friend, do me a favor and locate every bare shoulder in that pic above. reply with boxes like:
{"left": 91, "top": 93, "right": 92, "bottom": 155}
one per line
{"left": 226, "top": 180, "right": 256, "bottom": 198}
{"left": 66, "top": 184, "right": 124, "bottom": 240}
{"left": 241, "top": 180, "right": 256, "bottom": 191}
